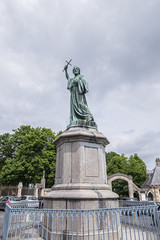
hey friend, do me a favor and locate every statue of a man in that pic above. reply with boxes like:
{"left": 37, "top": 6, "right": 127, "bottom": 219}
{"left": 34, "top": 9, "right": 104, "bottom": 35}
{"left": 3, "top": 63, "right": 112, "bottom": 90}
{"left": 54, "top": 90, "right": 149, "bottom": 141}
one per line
{"left": 64, "top": 65, "right": 96, "bottom": 128}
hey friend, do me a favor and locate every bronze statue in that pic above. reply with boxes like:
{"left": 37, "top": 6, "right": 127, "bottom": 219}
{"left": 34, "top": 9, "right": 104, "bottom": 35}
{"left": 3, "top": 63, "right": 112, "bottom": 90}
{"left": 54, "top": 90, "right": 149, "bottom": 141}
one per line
{"left": 63, "top": 61, "right": 96, "bottom": 128}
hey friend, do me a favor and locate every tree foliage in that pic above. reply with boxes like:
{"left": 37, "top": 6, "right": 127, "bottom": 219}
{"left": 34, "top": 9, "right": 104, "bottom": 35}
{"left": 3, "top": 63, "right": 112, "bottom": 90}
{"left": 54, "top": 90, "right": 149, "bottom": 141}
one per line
{"left": 127, "top": 154, "right": 148, "bottom": 187}
{"left": 107, "top": 153, "right": 128, "bottom": 175}
{"left": 0, "top": 125, "right": 61, "bottom": 187}
{"left": 0, "top": 126, "right": 148, "bottom": 195}
{"left": 0, "top": 133, "right": 15, "bottom": 169}
{"left": 112, "top": 180, "right": 129, "bottom": 198}
{"left": 106, "top": 151, "right": 119, "bottom": 165}
{"left": 106, "top": 152, "right": 148, "bottom": 197}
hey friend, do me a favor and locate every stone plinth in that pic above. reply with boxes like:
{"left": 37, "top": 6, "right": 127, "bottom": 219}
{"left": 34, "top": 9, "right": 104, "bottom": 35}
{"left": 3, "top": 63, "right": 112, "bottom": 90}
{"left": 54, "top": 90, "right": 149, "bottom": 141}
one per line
{"left": 44, "top": 126, "right": 119, "bottom": 239}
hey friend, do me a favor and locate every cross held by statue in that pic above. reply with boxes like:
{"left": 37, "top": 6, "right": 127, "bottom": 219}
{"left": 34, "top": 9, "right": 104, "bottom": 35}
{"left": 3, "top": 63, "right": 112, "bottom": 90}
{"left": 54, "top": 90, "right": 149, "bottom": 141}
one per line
{"left": 62, "top": 59, "right": 72, "bottom": 72}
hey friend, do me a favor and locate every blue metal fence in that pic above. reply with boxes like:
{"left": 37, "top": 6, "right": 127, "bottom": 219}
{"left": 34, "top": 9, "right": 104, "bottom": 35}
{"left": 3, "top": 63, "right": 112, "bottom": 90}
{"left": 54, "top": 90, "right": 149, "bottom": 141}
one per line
{"left": 2, "top": 204, "right": 160, "bottom": 240}
{"left": 119, "top": 200, "right": 158, "bottom": 208}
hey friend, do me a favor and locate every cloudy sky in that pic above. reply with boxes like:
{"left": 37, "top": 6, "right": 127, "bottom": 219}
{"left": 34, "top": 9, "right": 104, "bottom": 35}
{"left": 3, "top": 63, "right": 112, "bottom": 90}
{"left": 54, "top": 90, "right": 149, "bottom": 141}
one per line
{"left": 0, "top": 0, "right": 160, "bottom": 170}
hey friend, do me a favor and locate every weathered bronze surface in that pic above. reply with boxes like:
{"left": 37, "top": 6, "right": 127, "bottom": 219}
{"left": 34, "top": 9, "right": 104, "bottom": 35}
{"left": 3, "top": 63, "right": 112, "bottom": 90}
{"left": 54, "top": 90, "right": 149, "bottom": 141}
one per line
{"left": 63, "top": 62, "right": 97, "bottom": 128}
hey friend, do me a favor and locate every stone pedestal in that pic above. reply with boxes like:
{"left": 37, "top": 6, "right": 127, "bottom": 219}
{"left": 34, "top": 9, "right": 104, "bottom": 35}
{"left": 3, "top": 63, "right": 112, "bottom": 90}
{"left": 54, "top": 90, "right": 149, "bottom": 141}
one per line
{"left": 44, "top": 126, "right": 119, "bottom": 239}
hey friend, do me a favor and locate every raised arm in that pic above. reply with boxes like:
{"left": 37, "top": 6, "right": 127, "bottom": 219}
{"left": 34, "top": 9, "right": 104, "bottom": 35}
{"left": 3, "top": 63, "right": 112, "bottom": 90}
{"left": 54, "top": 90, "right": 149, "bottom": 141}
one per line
{"left": 64, "top": 65, "right": 70, "bottom": 80}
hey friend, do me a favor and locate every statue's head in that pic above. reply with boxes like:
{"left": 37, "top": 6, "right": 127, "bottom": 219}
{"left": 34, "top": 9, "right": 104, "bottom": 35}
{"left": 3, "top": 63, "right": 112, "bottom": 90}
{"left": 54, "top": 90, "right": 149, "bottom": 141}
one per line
{"left": 73, "top": 66, "right": 80, "bottom": 75}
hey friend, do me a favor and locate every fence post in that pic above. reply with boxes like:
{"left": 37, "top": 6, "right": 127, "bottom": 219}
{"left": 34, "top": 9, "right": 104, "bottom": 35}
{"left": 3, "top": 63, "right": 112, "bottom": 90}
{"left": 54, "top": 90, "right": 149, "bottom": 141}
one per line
{"left": 17, "top": 182, "right": 23, "bottom": 197}
{"left": 2, "top": 204, "right": 11, "bottom": 240}
{"left": 34, "top": 184, "right": 38, "bottom": 198}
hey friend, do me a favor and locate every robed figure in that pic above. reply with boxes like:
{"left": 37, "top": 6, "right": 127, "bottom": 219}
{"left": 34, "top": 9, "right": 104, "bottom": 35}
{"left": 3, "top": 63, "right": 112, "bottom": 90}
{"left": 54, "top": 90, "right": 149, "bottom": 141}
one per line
{"left": 64, "top": 65, "right": 96, "bottom": 128}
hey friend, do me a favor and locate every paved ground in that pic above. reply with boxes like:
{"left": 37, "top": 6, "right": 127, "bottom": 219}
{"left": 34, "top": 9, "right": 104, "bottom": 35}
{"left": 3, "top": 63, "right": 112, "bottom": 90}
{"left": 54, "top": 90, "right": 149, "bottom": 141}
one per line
{"left": 0, "top": 210, "right": 5, "bottom": 237}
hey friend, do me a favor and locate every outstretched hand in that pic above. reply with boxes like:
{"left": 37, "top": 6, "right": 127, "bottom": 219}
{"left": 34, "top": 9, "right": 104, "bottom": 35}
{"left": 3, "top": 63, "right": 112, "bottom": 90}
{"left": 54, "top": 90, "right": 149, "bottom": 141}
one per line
{"left": 64, "top": 65, "right": 68, "bottom": 71}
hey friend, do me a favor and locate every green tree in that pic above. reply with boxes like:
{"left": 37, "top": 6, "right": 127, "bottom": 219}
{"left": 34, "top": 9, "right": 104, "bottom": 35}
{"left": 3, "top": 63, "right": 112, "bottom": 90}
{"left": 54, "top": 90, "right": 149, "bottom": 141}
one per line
{"left": 0, "top": 125, "right": 60, "bottom": 187}
{"left": 107, "top": 154, "right": 128, "bottom": 175}
{"left": 0, "top": 133, "right": 15, "bottom": 169}
{"left": 112, "top": 180, "right": 129, "bottom": 198}
{"left": 127, "top": 154, "right": 148, "bottom": 187}
{"left": 106, "top": 152, "right": 119, "bottom": 165}
{"left": 106, "top": 152, "right": 148, "bottom": 197}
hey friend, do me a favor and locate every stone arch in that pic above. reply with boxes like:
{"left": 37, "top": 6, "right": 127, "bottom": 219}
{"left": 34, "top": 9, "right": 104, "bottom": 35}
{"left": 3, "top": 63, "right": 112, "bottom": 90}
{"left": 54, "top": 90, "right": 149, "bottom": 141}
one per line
{"left": 107, "top": 173, "right": 141, "bottom": 199}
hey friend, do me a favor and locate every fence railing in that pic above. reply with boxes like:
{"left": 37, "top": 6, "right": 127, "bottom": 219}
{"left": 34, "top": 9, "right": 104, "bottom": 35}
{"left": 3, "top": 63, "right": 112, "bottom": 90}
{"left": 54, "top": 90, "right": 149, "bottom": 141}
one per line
{"left": 2, "top": 204, "right": 160, "bottom": 240}
{"left": 119, "top": 200, "right": 159, "bottom": 207}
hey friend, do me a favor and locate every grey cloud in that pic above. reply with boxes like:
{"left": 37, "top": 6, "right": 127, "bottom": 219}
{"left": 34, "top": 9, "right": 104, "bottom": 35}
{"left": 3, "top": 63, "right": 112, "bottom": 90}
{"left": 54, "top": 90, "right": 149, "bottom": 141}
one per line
{"left": 0, "top": 0, "right": 160, "bottom": 170}
{"left": 107, "top": 130, "right": 160, "bottom": 170}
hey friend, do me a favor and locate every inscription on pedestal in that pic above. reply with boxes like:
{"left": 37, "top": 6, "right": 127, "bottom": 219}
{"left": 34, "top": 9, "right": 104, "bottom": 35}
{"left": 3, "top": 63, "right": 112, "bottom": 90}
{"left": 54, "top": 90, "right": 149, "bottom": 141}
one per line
{"left": 85, "top": 147, "right": 99, "bottom": 177}
{"left": 56, "top": 147, "right": 63, "bottom": 181}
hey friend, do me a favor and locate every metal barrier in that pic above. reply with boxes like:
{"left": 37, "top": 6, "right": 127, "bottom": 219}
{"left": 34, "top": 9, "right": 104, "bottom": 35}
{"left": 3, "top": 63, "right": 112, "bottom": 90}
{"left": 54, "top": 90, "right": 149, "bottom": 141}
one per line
{"left": 119, "top": 200, "right": 158, "bottom": 208}
{"left": 2, "top": 204, "right": 160, "bottom": 240}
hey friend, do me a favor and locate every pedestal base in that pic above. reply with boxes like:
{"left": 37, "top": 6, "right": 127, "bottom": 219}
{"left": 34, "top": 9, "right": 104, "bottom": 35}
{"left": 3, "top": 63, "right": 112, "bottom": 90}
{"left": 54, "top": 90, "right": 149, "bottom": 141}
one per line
{"left": 43, "top": 126, "right": 119, "bottom": 240}
{"left": 45, "top": 183, "right": 118, "bottom": 209}
{"left": 43, "top": 184, "right": 119, "bottom": 240}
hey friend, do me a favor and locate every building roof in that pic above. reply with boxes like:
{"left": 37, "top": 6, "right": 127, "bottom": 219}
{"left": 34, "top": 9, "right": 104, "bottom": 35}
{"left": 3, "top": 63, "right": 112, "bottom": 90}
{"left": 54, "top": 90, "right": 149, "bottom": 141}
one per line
{"left": 142, "top": 161, "right": 160, "bottom": 187}
{"left": 151, "top": 167, "right": 160, "bottom": 185}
